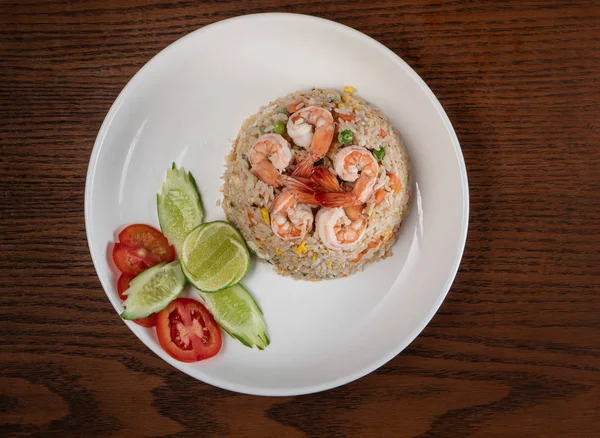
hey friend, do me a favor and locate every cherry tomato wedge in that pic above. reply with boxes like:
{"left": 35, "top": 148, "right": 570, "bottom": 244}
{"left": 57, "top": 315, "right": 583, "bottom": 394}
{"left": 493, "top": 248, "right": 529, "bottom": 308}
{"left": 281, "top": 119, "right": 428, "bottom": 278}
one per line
{"left": 156, "top": 298, "right": 222, "bottom": 362}
{"left": 116, "top": 273, "right": 157, "bottom": 327}
{"left": 112, "top": 224, "right": 175, "bottom": 275}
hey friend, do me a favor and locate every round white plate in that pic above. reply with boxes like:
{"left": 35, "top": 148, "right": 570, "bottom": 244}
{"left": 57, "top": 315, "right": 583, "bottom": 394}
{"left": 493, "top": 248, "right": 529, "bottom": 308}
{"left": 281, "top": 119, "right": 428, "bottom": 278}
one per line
{"left": 85, "top": 13, "right": 468, "bottom": 396}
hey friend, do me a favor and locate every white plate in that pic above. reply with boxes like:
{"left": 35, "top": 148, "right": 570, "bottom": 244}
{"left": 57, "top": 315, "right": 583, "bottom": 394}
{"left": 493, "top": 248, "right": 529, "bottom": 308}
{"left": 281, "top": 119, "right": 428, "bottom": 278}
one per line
{"left": 85, "top": 13, "right": 468, "bottom": 396}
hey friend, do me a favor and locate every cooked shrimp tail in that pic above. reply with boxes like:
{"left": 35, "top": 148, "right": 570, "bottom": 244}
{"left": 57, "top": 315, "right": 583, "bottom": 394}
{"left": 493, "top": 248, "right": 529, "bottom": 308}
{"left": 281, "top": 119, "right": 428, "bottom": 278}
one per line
{"left": 293, "top": 176, "right": 319, "bottom": 190}
{"left": 291, "top": 157, "right": 315, "bottom": 178}
{"left": 311, "top": 167, "right": 341, "bottom": 192}
{"left": 293, "top": 190, "right": 319, "bottom": 205}
{"left": 280, "top": 175, "right": 313, "bottom": 193}
{"left": 280, "top": 176, "right": 319, "bottom": 205}
{"left": 314, "top": 191, "right": 358, "bottom": 207}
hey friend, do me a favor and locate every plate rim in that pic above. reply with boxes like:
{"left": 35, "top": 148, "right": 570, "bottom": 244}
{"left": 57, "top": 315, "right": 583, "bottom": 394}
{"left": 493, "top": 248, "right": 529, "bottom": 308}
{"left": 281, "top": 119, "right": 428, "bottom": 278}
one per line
{"left": 85, "top": 12, "right": 469, "bottom": 396}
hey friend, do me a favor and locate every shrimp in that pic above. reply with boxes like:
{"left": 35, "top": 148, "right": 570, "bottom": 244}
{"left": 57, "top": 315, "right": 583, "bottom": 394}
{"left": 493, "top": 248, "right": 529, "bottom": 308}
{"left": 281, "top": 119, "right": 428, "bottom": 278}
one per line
{"left": 315, "top": 146, "right": 378, "bottom": 207}
{"left": 315, "top": 205, "right": 367, "bottom": 250}
{"left": 249, "top": 134, "right": 293, "bottom": 187}
{"left": 286, "top": 106, "right": 335, "bottom": 178}
{"left": 270, "top": 190, "right": 315, "bottom": 241}
{"left": 249, "top": 133, "right": 312, "bottom": 195}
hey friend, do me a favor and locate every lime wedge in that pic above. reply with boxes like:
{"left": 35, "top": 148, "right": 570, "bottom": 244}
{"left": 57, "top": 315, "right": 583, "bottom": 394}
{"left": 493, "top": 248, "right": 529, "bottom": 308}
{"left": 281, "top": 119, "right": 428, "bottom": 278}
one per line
{"left": 157, "top": 163, "right": 204, "bottom": 253}
{"left": 197, "top": 284, "right": 269, "bottom": 349}
{"left": 121, "top": 261, "right": 187, "bottom": 320}
{"left": 181, "top": 221, "right": 250, "bottom": 292}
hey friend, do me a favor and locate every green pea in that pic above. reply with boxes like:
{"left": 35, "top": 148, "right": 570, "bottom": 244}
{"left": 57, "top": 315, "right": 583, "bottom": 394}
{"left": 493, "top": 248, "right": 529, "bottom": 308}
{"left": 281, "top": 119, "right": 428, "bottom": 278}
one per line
{"left": 373, "top": 147, "right": 386, "bottom": 162}
{"left": 273, "top": 120, "right": 286, "bottom": 135}
{"left": 314, "top": 158, "right": 325, "bottom": 167}
{"left": 338, "top": 129, "right": 354, "bottom": 144}
{"left": 279, "top": 108, "right": 290, "bottom": 116}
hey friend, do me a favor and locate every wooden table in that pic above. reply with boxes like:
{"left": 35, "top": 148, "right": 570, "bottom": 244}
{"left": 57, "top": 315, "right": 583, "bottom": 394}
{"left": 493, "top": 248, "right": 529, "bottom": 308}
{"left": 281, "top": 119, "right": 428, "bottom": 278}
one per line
{"left": 2, "top": 1, "right": 599, "bottom": 436}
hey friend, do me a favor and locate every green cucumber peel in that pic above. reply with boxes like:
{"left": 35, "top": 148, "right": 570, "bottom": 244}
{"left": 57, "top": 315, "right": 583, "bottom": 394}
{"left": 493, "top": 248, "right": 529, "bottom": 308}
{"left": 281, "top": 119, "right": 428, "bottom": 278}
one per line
{"left": 157, "top": 163, "right": 204, "bottom": 254}
{"left": 121, "top": 261, "right": 187, "bottom": 320}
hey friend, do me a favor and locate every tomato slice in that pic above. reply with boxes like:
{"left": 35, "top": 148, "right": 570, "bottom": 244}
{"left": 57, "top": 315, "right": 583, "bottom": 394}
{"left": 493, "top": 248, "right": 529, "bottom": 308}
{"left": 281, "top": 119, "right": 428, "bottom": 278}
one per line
{"left": 113, "top": 242, "right": 158, "bottom": 276}
{"left": 118, "top": 224, "right": 175, "bottom": 260}
{"left": 117, "top": 273, "right": 134, "bottom": 300}
{"left": 133, "top": 314, "right": 157, "bottom": 328}
{"left": 156, "top": 298, "right": 222, "bottom": 362}
{"left": 112, "top": 224, "right": 175, "bottom": 275}
{"left": 116, "top": 273, "right": 157, "bottom": 327}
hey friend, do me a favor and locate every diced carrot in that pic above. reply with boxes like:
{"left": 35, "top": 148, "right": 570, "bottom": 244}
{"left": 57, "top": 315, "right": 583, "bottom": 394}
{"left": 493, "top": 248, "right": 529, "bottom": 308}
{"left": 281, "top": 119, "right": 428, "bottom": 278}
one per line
{"left": 380, "top": 129, "right": 387, "bottom": 138}
{"left": 286, "top": 101, "right": 302, "bottom": 113}
{"left": 389, "top": 173, "right": 402, "bottom": 194}
{"left": 351, "top": 250, "right": 366, "bottom": 263}
{"left": 338, "top": 113, "right": 356, "bottom": 122}
{"left": 367, "top": 239, "right": 381, "bottom": 249}
{"left": 375, "top": 189, "right": 386, "bottom": 204}
{"left": 247, "top": 212, "right": 255, "bottom": 225}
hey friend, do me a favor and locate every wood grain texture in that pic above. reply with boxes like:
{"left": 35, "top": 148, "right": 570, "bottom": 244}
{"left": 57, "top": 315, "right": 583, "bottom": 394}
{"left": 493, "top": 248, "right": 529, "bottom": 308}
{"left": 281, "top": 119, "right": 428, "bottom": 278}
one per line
{"left": 1, "top": 0, "right": 599, "bottom": 436}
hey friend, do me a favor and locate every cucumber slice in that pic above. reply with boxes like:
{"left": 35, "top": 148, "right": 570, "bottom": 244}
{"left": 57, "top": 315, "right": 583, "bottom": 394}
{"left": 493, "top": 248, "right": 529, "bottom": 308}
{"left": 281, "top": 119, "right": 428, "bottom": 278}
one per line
{"left": 197, "top": 284, "right": 270, "bottom": 350}
{"left": 154, "top": 165, "right": 268, "bottom": 348}
{"left": 157, "top": 163, "right": 204, "bottom": 253}
{"left": 121, "top": 261, "right": 187, "bottom": 320}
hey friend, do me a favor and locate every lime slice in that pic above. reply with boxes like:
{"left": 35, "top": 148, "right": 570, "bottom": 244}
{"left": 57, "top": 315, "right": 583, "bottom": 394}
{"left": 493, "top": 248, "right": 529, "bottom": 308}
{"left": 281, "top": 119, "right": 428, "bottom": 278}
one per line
{"left": 121, "top": 261, "right": 187, "bottom": 320}
{"left": 197, "top": 284, "right": 269, "bottom": 349}
{"left": 181, "top": 221, "right": 250, "bottom": 292}
{"left": 157, "top": 163, "right": 204, "bottom": 253}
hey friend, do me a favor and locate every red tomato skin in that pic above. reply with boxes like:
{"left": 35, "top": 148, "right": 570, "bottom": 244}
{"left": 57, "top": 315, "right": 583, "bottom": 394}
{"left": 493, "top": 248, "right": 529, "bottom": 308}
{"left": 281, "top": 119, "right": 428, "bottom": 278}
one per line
{"left": 117, "top": 273, "right": 135, "bottom": 300}
{"left": 112, "top": 242, "right": 151, "bottom": 275}
{"left": 118, "top": 224, "right": 176, "bottom": 262}
{"left": 133, "top": 314, "right": 157, "bottom": 327}
{"left": 156, "top": 298, "right": 222, "bottom": 363}
{"left": 112, "top": 224, "right": 176, "bottom": 275}
{"left": 116, "top": 273, "right": 157, "bottom": 327}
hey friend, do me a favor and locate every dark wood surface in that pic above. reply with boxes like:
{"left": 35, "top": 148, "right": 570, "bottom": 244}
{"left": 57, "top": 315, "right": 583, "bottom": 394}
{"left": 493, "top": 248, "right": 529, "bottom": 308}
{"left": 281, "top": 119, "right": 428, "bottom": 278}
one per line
{"left": 2, "top": 1, "right": 599, "bottom": 436}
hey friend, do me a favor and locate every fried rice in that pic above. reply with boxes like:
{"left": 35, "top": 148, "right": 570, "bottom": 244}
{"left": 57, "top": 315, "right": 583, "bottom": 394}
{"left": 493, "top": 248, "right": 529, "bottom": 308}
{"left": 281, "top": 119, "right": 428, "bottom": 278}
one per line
{"left": 222, "top": 88, "right": 410, "bottom": 280}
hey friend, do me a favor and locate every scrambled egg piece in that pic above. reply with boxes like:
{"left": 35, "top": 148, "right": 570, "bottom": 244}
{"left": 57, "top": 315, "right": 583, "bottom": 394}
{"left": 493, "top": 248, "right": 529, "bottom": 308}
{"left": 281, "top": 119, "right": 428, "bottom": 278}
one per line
{"left": 260, "top": 208, "right": 270, "bottom": 224}
{"left": 295, "top": 242, "right": 308, "bottom": 255}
